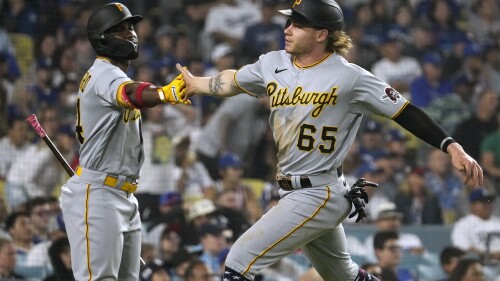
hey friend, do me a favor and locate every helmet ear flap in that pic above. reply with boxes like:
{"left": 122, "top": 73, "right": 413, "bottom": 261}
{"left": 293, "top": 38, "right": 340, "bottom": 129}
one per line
{"left": 89, "top": 32, "right": 110, "bottom": 55}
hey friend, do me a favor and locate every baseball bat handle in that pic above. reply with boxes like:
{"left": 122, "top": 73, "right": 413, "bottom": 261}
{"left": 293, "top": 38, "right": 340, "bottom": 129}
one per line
{"left": 26, "top": 114, "right": 146, "bottom": 268}
{"left": 26, "top": 114, "right": 75, "bottom": 176}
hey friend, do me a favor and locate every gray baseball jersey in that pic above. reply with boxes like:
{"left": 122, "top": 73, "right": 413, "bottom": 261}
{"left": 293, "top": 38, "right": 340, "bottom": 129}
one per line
{"left": 77, "top": 58, "right": 144, "bottom": 177}
{"left": 224, "top": 51, "right": 408, "bottom": 280}
{"left": 61, "top": 57, "right": 142, "bottom": 280}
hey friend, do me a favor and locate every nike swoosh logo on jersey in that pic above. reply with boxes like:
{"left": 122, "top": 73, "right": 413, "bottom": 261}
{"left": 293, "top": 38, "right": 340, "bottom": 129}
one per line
{"left": 274, "top": 68, "right": 287, "bottom": 73}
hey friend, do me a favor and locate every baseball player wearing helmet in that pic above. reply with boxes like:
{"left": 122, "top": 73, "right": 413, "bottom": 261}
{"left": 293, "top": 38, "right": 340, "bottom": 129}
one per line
{"left": 59, "top": 2, "right": 189, "bottom": 280}
{"left": 177, "top": 0, "right": 484, "bottom": 280}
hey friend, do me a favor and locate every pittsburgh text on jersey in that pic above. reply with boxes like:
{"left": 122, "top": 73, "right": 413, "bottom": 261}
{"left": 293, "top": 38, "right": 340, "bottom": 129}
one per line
{"left": 267, "top": 82, "right": 338, "bottom": 117}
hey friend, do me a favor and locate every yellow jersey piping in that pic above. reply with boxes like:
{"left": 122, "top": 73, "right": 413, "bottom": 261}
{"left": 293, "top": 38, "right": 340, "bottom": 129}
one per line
{"left": 85, "top": 184, "right": 92, "bottom": 281}
{"left": 293, "top": 52, "right": 334, "bottom": 69}
{"left": 390, "top": 100, "right": 409, "bottom": 119}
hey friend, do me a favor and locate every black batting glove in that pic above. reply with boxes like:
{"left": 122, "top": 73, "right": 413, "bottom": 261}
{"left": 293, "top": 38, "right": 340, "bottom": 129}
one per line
{"left": 343, "top": 178, "right": 378, "bottom": 223}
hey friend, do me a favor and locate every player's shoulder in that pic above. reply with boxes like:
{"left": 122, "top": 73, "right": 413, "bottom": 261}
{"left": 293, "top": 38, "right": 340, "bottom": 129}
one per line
{"left": 258, "top": 50, "right": 290, "bottom": 61}
{"left": 89, "top": 57, "right": 128, "bottom": 78}
{"left": 327, "top": 54, "right": 370, "bottom": 77}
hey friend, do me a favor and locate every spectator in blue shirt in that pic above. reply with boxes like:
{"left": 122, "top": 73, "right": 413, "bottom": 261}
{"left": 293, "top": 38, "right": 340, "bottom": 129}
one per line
{"left": 241, "top": 0, "right": 285, "bottom": 63}
{"left": 410, "top": 52, "right": 453, "bottom": 107}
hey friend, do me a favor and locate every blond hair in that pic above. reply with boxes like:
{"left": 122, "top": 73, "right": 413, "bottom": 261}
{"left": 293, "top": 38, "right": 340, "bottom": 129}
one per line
{"left": 326, "top": 30, "right": 353, "bottom": 56}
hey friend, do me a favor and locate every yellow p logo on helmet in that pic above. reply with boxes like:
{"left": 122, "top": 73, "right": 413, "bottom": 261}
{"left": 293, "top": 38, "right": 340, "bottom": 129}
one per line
{"left": 292, "top": 0, "right": 302, "bottom": 8}
{"left": 114, "top": 3, "right": 123, "bottom": 11}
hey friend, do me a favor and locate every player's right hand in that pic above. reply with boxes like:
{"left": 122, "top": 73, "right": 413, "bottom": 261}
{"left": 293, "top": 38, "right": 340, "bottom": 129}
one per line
{"left": 160, "top": 73, "right": 191, "bottom": 105}
{"left": 344, "top": 178, "right": 378, "bottom": 223}
{"left": 175, "top": 63, "right": 197, "bottom": 96}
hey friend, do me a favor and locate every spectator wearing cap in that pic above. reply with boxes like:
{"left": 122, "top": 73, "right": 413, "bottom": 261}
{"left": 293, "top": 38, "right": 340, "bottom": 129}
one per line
{"left": 152, "top": 25, "right": 176, "bottom": 69}
{"left": 358, "top": 120, "right": 388, "bottom": 168}
{"left": 425, "top": 74, "right": 473, "bottom": 134}
{"left": 202, "top": 0, "right": 261, "bottom": 59}
{"left": 394, "top": 166, "right": 443, "bottom": 225}
{"left": 403, "top": 20, "right": 441, "bottom": 64}
{"left": 409, "top": 52, "right": 453, "bottom": 107}
{"left": 204, "top": 43, "right": 235, "bottom": 77}
{"left": 453, "top": 42, "right": 485, "bottom": 88}
{"left": 385, "top": 129, "right": 415, "bottom": 180}
{"left": 33, "top": 59, "right": 58, "bottom": 107}
{"left": 198, "top": 223, "right": 228, "bottom": 279}
{"left": 240, "top": 0, "right": 285, "bottom": 63}
{"left": 215, "top": 153, "right": 261, "bottom": 223}
{"left": 451, "top": 187, "right": 500, "bottom": 262}
{"left": 181, "top": 198, "right": 229, "bottom": 248}
{"left": 363, "top": 202, "right": 425, "bottom": 262}
{"left": 371, "top": 33, "right": 422, "bottom": 98}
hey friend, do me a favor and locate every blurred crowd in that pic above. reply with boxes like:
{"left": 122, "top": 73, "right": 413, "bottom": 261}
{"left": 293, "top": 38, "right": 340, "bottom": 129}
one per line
{"left": 1, "top": 0, "right": 500, "bottom": 280}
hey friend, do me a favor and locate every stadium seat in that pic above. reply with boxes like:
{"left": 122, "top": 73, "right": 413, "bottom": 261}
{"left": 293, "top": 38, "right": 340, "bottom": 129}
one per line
{"left": 9, "top": 33, "right": 34, "bottom": 76}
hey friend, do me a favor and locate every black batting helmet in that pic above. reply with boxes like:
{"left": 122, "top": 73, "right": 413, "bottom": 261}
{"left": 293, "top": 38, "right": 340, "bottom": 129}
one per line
{"left": 279, "top": 0, "right": 344, "bottom": 32}
{"left": 87, "top": 2, "right": 143, "bottom": 59}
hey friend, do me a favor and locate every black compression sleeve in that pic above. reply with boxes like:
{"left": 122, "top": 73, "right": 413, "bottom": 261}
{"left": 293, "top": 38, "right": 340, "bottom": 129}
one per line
{"left": 393, "top": 103, "right": 457, "bottom": 153}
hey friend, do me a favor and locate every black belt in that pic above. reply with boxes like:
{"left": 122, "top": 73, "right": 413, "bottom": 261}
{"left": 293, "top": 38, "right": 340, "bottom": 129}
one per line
{"left": 276, "top": 176, "right": 312, "bottom": 190}
{"left": 277, "top": 165, "right": 343, "bottom": 191}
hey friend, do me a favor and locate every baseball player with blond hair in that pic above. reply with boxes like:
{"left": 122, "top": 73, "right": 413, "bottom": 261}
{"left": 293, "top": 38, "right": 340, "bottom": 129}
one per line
{"left": 60, "top": 2, "right": 189, "bottom": 280}
{"left": 177, "top": 0, "right": 483, "bottom": 280}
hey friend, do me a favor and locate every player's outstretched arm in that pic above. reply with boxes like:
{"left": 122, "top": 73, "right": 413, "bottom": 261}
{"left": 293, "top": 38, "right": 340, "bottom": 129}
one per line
{"left": 393, "top": 103, "right": 483, "bottom": 187}
{"left": 176, "top": 63, "right": 241, "bottom": 97}
{"left": 117, "top": 73, "right": 190, "bottom": 109}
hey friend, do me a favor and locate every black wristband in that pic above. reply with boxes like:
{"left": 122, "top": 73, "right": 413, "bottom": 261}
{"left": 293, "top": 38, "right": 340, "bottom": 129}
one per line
{"left": 440, "top": 137, "right": 457, "bottom": 153}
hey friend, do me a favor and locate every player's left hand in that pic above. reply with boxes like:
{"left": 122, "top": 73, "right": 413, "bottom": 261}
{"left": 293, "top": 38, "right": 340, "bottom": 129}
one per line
{"left": 161, "top": 73, "right": 191, "bottom": 105}
{"left": 344, "top": 178, "right": 378, "bottom": 223}
{"left": 447, "top": 143, "right": 483, "bottom": 187}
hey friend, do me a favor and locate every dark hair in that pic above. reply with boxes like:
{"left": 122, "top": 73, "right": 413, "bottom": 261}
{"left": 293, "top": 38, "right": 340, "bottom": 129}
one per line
{"left": 373, "top": 230, "right": 399, "bottom": 250}
{"left": 26, "top": 196, "right": 48, "bottom": 215}
{"left": 5, "top": 211, "right": 29, "bottom": 231}
{"left": 449, "top": 258, "right": 482, "bottom": 281}
{"left": 184, "top": 259, "right": 206, "bottom": 279}
{"left": 440, "top": 246, "right": 466, "bottom": 266}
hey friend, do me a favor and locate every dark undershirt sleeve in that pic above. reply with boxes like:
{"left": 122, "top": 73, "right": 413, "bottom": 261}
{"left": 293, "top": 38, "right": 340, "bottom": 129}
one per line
{"left": 393, "top": 103, "right": 456, "bottom": 153}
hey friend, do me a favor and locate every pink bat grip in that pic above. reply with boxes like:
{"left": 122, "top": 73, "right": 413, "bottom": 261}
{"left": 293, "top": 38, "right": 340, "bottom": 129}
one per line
{"left": 26, "top": 114, "right": 47, "bottom": 138}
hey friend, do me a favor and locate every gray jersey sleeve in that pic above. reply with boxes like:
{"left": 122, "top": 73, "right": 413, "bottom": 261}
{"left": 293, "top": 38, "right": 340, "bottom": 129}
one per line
{"left": 235, "top": 54, "right": 267, "bottom": 97}
{"left": 94, "top": 67, "right": 131, "bottom": 107}
{"left": 350, "top": 68, "right": 409, "bottom": 118}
